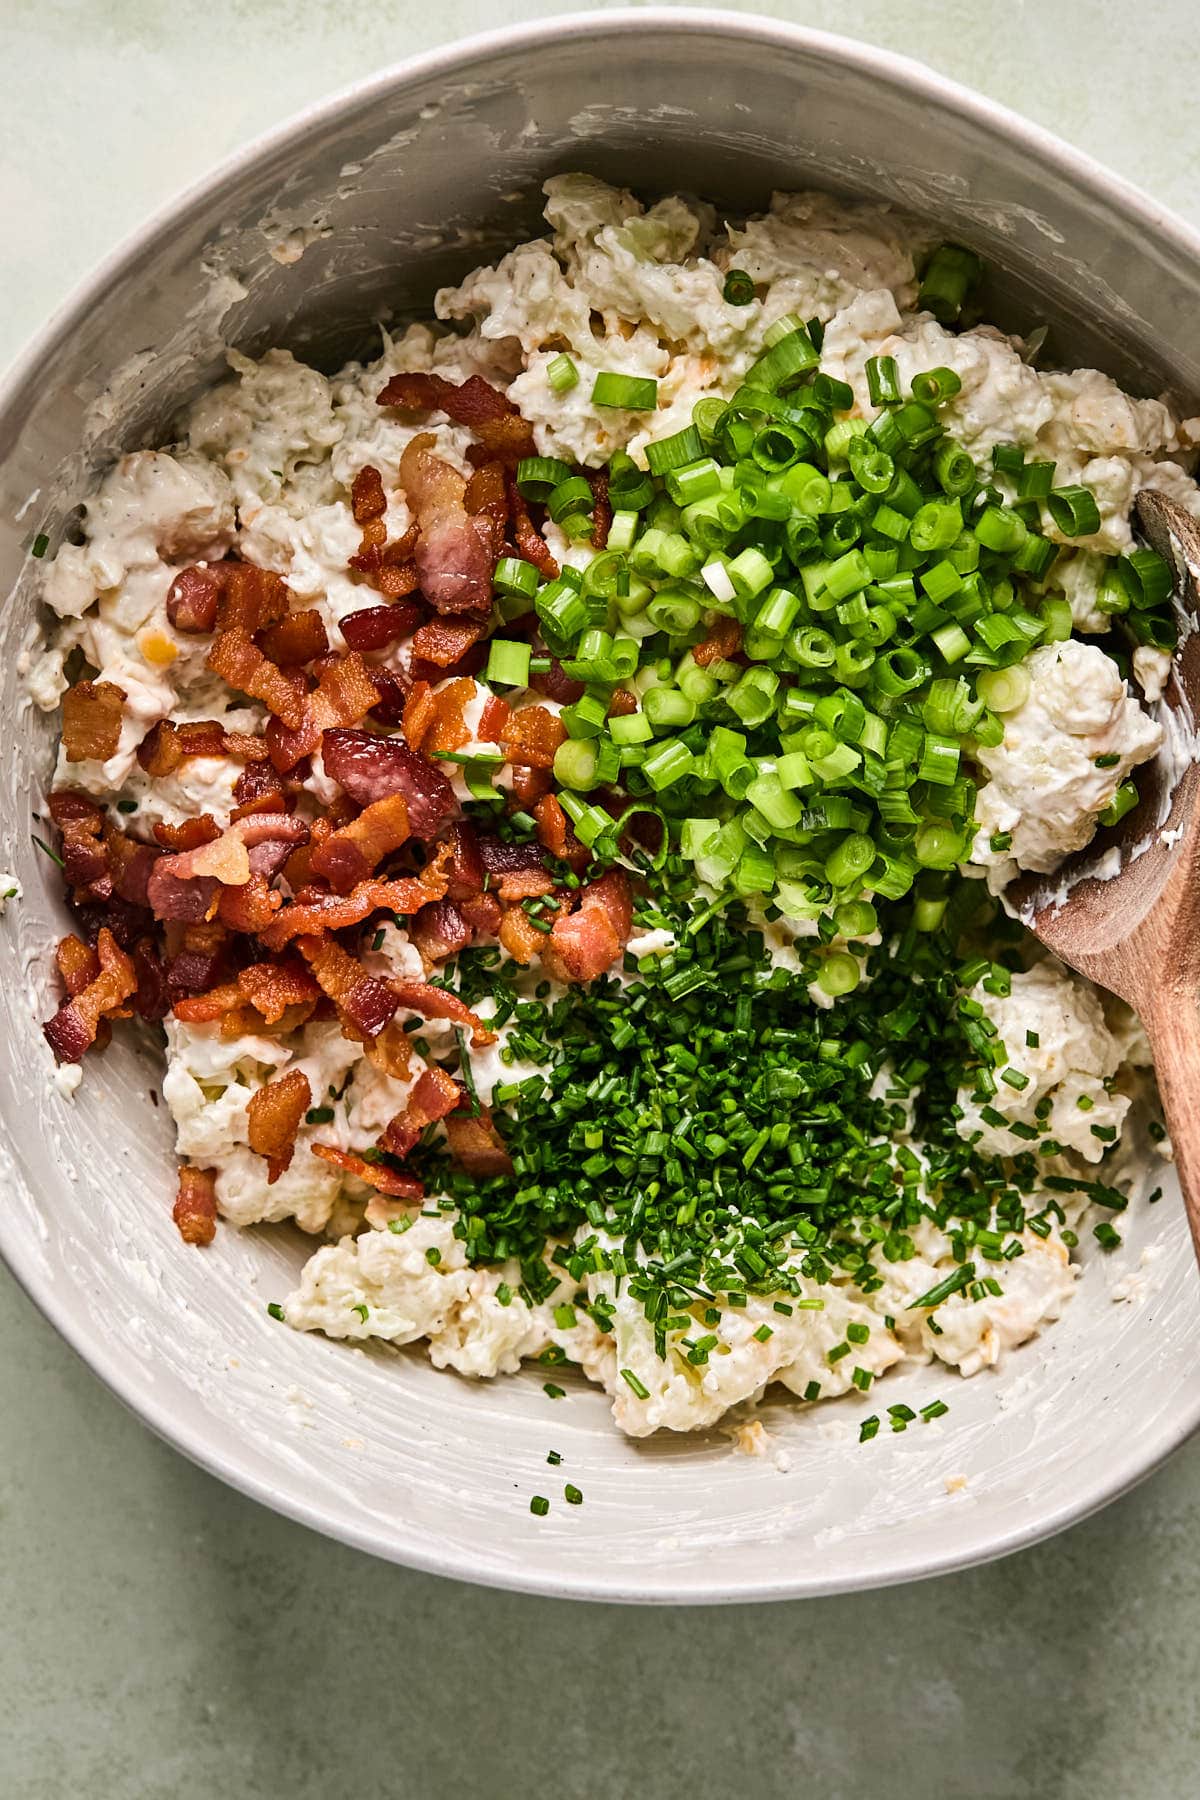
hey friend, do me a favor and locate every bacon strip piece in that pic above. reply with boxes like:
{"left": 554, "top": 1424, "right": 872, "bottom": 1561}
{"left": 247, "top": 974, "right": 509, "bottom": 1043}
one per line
{"left": 173, "top": 1166, "right": 219, "bottom": 1246}
{"left": 208, "top": 628, "right": 307, "bottom": 729}
{"left": 259, "top": 869, "right": 448, "bottom": 950}
{"left": 410, "top": 618, "right": 486, "bottom": 668}
{"left": 409, "top": 898, "right": 472, "bottom": 964}
{"left": 339, "top": 601, "right": 422, "bottom": 653}
{"left": 258, "top": 608, "right": 329, "bottom": 667}
{"left": 237, "top": 960, "right": 321, "bottom": 1025}
{"left": 321, "top": 727, "right": 455, "bottom": 839}
{"left": 56, "top": 934, "right": 99, "bottom": 996}
{"left": 477, "top": 693, "right": 512, "bottom": 744}
{"left": 167, "top": 565, "right": 224, "bottom": 634}
{"left": 351, "top": 464, "right": 388, "bottom": 524}
{"left": 499, "top": 704, "right": 566, "bottom": 770}
{"left": 542, "top": 868, "right": 633, "bottom": 984}
{"left": 399, "top": 434, "right": 496, "bottom": 617}
{"left": 533, "top": 792, "right": 588, "bottom": 871}
{"left": 498, "top": 901, "right": 560, "bottom": 965}
{"left": 47, "top": 791, "right": 109, "bottom": 891}
{"left": 62, "top": 680, "right": 126, "bottom": 764}
{"left": 380, "top": 1065, "right": 462, "bottom": 1158}
{"left": 589, "top": 469, "right": 612, "bottom": 551}
{"left": 693, "top": 615, "right": 743, "bottom": 666}
{"left": 147, "top": 813, "right": 307, "bottom": 922}
{"left": 391, "top": 979, "right": 495, "bottom": 1045}
{"left": 310, "top": 1144, "right": 425, "bottom": 1200}
{"left": 506, "top": 478, "right": 559, "bottom": 579}
{"left": 478, "top": 835, "right": 556, "bottom": 901}
{"left": 43, "top": 927, "right": 136, "bottom": 1062}
{"left": 378, "top": 370, "right": 516, "bottom": 425}
{"left": 153, "top": 815, "right": 219, "bottom": 852}
{"left": 445, "top": 1109, "right": 514, "bottom": 1176}
{"left": 247, "top": 1069, "right": 312, "bottom": 1183}
{"left": 308, "top": 792, "right": 411, "bottom": 893}
{"left": 217, "top": 565, "right": 290, "bottom": 634}
{"left": 265, "top": 652, "right": 380, "bottom": 772}
{"left": 297, "top": 934, "right": 400, "bottom": 1040}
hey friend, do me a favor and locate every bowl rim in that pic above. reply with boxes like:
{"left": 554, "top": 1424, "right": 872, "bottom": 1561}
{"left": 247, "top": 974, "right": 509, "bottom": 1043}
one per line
{"left": 4, "top": 5, "right": 1200, "bottom": 1603}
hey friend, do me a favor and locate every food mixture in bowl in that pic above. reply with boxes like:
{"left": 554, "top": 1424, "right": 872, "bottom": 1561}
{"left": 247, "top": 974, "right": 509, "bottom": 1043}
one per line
{"left": 26, "top": 175, "right": 1190, "bottom": 1439}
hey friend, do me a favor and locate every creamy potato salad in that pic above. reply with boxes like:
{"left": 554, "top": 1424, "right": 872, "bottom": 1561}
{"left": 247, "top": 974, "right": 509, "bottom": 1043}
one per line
{"left": 28, "top": 176, "right": 1186, "bottom": 1447}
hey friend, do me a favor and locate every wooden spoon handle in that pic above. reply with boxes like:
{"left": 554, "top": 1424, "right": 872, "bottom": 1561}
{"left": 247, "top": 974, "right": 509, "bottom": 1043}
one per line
{"left": 1141, "top": 995, "right": 1200, "bottom": 1265}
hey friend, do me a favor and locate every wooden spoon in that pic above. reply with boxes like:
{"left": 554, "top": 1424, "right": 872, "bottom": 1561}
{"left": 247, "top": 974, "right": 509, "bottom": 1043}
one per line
{"left": 1012, "top": 490, "right": 1200, "bottom": 1259}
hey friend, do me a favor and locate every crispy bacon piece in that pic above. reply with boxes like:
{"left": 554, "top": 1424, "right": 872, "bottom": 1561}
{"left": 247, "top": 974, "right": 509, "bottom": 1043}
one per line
{"left": 478, "top": 835, "right": 555, "bottom": 902}
{"left": 173, "top": 1166, "right": 219, "bottom": 1246}
{"left": 170, "top": 982, "right": 242, "bottom": 1023}
{"left": 469, "top": 414, "right": 537, "bottom": 465}
{"left": 56, "top": 934, "right": 98, "bottom": 996}
{"left": 533, "top": 793, "right": 588, "bottom": 872}
{"left": 351, "top": 464, "right": 388, "bottom": 524}
{"left": 464, "top": 460, "right": 508, "bottom": 540}
{"left": 130, "top": 938, "right": 170, "bottom": 1021}
{"left": 208, "top": 628, "right": 307, "bottom": 729}
{"left": 237, "top": 960, "right": 321, "bottom": 1024}
{"left": 445, "top": 1109, "right": 514, "bottom": 1177}
{"left": 608, "top": 688, "right": 639, "bottom": 719}
{"left": 380, "top": 1064, "right": 462, "bottom": 1158}
{"left": 543, "top": 868, "right": 633, "bottom": 984}
{"left": 310, "top": 1144, "right": 425, "bottom": 1199}
{"left": 104, "top": 829, "right": 159, "bottom": 907}
{"left": 441, "top": 821, "right": 484, "bottom": 898}
{"left": 259, "top": 868, "right": 447, "bottom": 950}
{"left": 134, "top": 721, "right": 183, "bottom": 775}
{"left": 147, "top": 813, "right": 305, "bottom": 922}
{"left": 296, "top": 934, "right": 400, "bottom": 1040}
{"left": 308, "top": 792, "right": 411, "bottom": 892}
{"left": 321, "top": 726, "right": 456, "bottom": 839}
{"left": 265, "top": 652, "right": 380, "bottom": 772}
{"left": 507, "top": 478, "right": 559, "bottom": 579}
{"left": 217, "top": 564, "right": 290, "bottom": 634}
{"left": 693, "top": 615, "right": 743, "bottom": 666}
{"left": 43, "top": 927, "right": 136, "bottom": 1062}
{"left": 460, "top": 891, "right": 502, "bottom": 935}
{"left": 258, "top": 608, "right": 329, "bottom": 667}
{"left": 589, "top": 470, "right": 612, "bottom": 551}
{"left": 498, "top": 904, "right": 550, "bottom": 966}
{"left": 138, "top": 719, "right": 269, "bottom": 776}
{"left": 166, "top": 565, "right": 225, "bottom": 634}
{"left": 62, "top": 680, "right": 126, "bottom": 764}
{"left": 410, "top": 618, "right": 486, "bottom": 668}
{"left": 153, "top": 815, "right": 220, "bottom": 852}
{"left": 217, "top": 873, "right": 280, "bottom": 934}
{"left": 409, "top": 898, "right": 472, "bottom": 964}
{"left": 378, "top": 370, "right": 515, "bottom": 425}
{"left": 391, "top": 979, "right": 495, "bottom": 1045}
{"left": 339, "top": 600, "right": 422, "bottom": 653}
{"left": 402, "top": 680, "right": 436, "bottom": 752}
{"left": 359, "top": 1018, "right": 415, "bottom": 1083}
{"left": 499, "top": 704, "right": 566, "bottom": 770}
{"left": 232, "top": 763, "right": 289, "bottom": 817}
{"left": 509, "top": 765, "right": 554, "bottom": 807}
{"left": 247, "top": 1069, "right": 312, "bottom": 1183}
{"left": 399, "top": 434, "right": 496, "bottom": 617}
{"left": 349, "top": 518, "right": 418, "bottom": 581}
{"left": 427, "top": 676, "right": 477, "bottom": 753}
{"left": 477, "top": 693, "right": 512, "bottom": 744}
{"left": 375, "top": 560, "right": 420, "bottom": 599}
{"left": 47, "top": 791, "right": 108, "bottom": 890}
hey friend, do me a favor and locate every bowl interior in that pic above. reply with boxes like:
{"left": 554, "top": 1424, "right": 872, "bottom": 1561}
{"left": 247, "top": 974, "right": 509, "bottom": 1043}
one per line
{"left": 1, "top": 13, "right": 1197, "bottom": 1599}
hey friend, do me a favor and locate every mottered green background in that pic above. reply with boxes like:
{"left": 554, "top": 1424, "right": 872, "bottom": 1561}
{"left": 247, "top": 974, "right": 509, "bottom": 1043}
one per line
{"left": 2, "top": 4, "right": 1199, "bottom": 1794}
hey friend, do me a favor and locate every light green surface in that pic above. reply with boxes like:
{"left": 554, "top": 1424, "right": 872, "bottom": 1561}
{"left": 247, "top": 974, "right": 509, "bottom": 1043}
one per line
{"left": 3, "top": 3, "right": 1200, "bottom": 1794}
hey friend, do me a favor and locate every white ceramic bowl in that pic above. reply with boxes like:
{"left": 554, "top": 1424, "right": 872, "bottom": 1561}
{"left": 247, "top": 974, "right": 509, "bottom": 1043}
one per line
{"left": 2, "top": 10, "right": 1198, "bottom": 1603}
